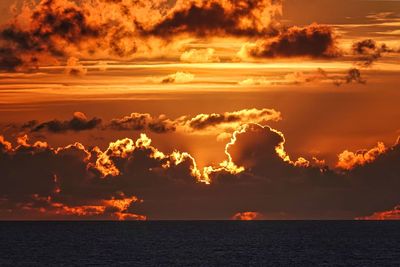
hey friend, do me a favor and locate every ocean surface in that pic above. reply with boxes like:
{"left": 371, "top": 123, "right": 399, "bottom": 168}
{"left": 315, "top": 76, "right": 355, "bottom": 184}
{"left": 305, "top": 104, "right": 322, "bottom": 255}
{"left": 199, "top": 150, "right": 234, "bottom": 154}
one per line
{"left": 0, "top": 221, "right": 399, "bottom": 266}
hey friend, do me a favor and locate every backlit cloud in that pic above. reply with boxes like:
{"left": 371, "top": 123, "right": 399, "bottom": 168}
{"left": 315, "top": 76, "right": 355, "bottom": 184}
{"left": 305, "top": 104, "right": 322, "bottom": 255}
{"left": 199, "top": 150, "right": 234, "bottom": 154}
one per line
{"left": 160, "top": 71, "right": 195, "bottom": 84}
{"left": 337, "top": 142, "right": 387, "bottom": 170}
{"left": 16, "top": 108, "right": 282, "bottom": 137}
{"left": 182, "top": 108, "right": 282, "bottom": 134}
{"left": 1, "top": 124, "right": 398, "bottom": 220}
{"left": 0, "top": 0, "right": 399, "bottom": 222}
{"left": 232, "top": 211, "right": 264, "bottom": 221}
{"left": 356, "top": 205, "right": 400, "bottom": 220}
{"left": 180, "top": 48, "right": 220, "bottom": 63}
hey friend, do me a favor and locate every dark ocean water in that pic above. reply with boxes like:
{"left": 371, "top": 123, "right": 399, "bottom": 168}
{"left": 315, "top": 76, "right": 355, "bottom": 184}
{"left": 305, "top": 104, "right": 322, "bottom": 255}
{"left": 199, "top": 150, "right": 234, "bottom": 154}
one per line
{"left": 0, "top": 221, "right": 399, "bottom": 266}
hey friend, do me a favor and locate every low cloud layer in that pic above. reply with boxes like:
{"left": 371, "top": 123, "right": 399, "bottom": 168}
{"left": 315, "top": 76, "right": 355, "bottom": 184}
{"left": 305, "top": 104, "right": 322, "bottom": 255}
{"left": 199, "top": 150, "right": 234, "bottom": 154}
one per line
{"left": 1, "top": 122, "right": 399, "bottom": 220}
{"left": 16, "top": 108, "right": 282, "bottom": 138}
{"left": 29, "top": 112, "right": 102, "bottom": 133}
{"left": 108, "top": 113, "right": 177, "bottom": 133}
{"left": 337, "top": 142, "right": 387, "bottom": 170}
{"left": 239, "top": 68, "right": 366, "bottom": 87}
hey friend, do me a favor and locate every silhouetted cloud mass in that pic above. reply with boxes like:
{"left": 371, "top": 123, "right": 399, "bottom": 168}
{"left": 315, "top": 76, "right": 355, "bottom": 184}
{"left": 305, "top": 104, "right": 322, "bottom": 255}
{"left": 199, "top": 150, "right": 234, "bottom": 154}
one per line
{"left": 1, "top": 123, "right": 399, "bottom": 220}
{"left": 17, "top": 109, "right": 282, "bottom": 136}
{"left": 0, "top": 0, "right": 344, "bottom": 69}
{"left": 142, "top": 0, "right": 282, "bottom": 37}
{"left": 32, "top": 112, "right": 102, "bottom": 133}
{"left": 240, "top": 24, "right": 339, "bottom": 59}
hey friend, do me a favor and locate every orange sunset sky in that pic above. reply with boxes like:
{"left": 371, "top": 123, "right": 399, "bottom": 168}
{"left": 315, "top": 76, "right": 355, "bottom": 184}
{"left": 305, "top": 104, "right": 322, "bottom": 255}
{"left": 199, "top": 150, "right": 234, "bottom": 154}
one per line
{"left": 0, "top": 0, "right": 399, "bottom": 220}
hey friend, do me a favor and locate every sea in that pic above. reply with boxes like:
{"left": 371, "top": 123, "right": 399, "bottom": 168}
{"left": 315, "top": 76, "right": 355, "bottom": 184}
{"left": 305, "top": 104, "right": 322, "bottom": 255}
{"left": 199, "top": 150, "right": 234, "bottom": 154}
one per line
{"left": 0, "top": 221, "right": 399, "bottom": 266}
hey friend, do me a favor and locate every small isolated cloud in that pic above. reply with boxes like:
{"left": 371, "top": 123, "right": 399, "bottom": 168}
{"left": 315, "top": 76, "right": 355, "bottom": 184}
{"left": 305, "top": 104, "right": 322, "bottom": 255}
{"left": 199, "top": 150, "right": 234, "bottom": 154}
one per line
{"left": 333, "top": 68, "right": 366, "bottom": 86}
{"left": 238, "top": 70, "right": 327, "bottom": 86}
{"left": 180, "top": 48, "right": 220, "bottom": 63}
{"left": 160, "top": 72, "right": 195, "bottom": 84}
{"left": 352, "top": 39, "right": 394, "bottom": 67}
{"left": 239, "top": 77, "right": 270, "bottom": 86}
{"left": 232, "top": 211, "right": 264, "bottom": 220}
{"left": 239, "top": 68, "right": 366, "bottom": 87}
{"left": 366, "top": 12, "right": 397, "bottom": 21}
{"left": 65, "top": 57, "right": 88, "bottom": 76}
{"left": 95, "top": 61, "right": 108, "bottom": 72}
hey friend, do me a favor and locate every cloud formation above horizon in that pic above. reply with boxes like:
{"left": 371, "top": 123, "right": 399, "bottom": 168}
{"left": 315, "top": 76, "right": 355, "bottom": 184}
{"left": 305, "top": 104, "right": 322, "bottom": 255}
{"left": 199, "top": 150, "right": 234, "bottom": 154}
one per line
{"left": 0, "top": 0, "right": 399, "bottom": 222}
{"left": 239, "top": 24, "right": 339, "bottom": 59}
{"left": 0, "top": 0, "right": 284, "bottom": 69}
{"left": 1, "top": 0, "right": 379, "bottom": 71}
{"left": 0, "top": 121, "right": 399, "bottom": 220}
{"left": 13, "top": 108, "right": 282, "bottom": 138}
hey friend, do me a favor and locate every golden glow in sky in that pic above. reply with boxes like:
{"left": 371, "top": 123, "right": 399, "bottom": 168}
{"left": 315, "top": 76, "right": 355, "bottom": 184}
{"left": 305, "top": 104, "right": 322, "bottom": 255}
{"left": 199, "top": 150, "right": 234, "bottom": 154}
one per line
{"left": 0, "top": 0, "right": 399, "bottom": 220}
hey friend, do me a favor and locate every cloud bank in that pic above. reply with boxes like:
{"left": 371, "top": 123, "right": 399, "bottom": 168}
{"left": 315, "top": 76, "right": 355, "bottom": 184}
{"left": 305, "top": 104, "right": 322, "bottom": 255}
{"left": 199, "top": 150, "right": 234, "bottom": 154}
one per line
{"left": 0, "top": 0, "right": 350, "bottom": 70}
{"left": 17, "top": 108, "right": 282, "bottom": 138}
{"left": 1, "top": 123, "right": 399, "bottom": 220}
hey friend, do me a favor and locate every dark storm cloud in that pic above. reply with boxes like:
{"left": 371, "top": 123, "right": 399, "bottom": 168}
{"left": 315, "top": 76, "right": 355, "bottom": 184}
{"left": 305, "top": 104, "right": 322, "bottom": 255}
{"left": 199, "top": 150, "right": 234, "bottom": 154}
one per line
{"left": 242, "top": 24, "right": 340, "bottom": 59}
{"left": 1, "top": 123, "right": 399, "bottom": 220}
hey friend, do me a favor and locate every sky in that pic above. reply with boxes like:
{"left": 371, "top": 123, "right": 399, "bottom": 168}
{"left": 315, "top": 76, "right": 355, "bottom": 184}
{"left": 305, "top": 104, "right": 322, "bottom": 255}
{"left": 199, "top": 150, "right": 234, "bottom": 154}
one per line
{"left": 0, "top": 0, "right": 399, "bottom": 220}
